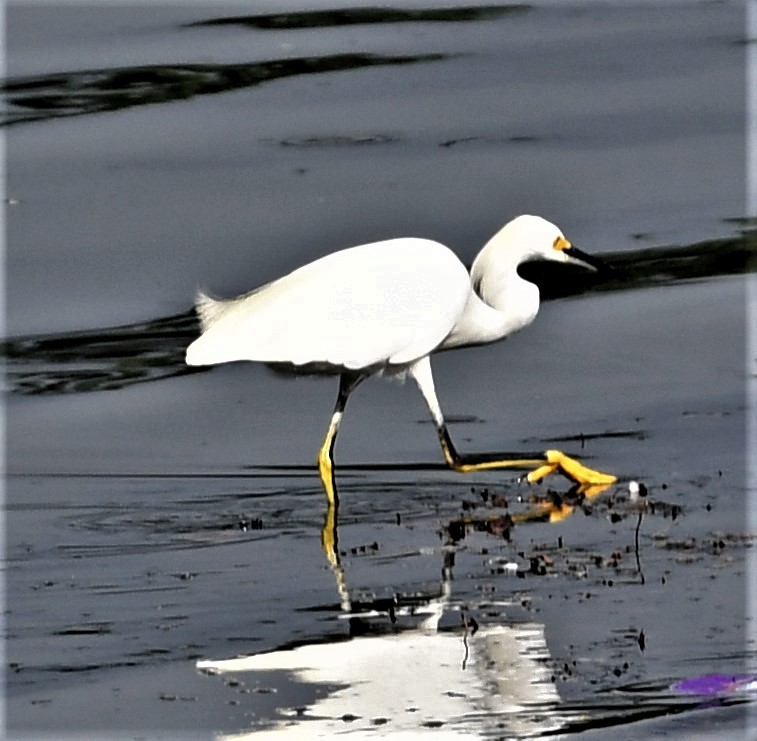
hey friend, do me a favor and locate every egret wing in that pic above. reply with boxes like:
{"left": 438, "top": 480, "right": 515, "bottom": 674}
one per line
{"left": 186, "top": 238, "right": 470, "bottom": 370}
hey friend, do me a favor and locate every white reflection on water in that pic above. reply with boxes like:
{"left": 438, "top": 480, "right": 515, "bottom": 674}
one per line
{"left": 198, "top": 578, "right": 562, "bottom": 738}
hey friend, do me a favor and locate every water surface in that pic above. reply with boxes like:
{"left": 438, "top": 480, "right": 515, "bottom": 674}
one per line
{"left": 3, "top": 2, "right": 754, "bottom": 738}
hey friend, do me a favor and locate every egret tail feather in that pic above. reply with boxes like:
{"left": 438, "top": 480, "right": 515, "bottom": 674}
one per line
{"left": 195, "top": 290, "right": 228, "bottom": 332}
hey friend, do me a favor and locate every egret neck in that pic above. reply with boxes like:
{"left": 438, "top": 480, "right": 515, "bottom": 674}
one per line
{"left": 441, "top": 241, "right": 540, "bottom": 350}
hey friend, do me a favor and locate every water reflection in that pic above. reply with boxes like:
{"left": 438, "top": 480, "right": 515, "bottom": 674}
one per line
{"left": 195, "top": 477, "right": 634, "bottom": 738}
{"left": 193, "top": 474, "right": 752, "bottom": 738}
{"left": 198, "top": 538, "right": 564, "bottom": 739}
{"left": 199, "top": 623, "right": 562, "bottom": 738}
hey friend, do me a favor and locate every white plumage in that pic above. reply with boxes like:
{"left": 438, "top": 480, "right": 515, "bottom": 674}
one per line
{"left": 186, "top": 214, "right": 616, "bottom": 505}
{"left": 186, "top": 238, "right": 469, "bottom": 370}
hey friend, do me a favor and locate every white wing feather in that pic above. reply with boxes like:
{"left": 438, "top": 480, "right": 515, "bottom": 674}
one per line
{"left": 185, "top": 238, "right": 470, "bottom": 370}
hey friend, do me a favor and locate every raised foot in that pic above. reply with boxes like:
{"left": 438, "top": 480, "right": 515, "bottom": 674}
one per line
{"left": 527, "top": 449, "right": 617, "bottom": 486}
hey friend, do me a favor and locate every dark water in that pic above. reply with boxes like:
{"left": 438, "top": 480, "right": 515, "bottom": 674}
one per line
{"left": 3, "top": 2, "right": 755, "bottom": 739}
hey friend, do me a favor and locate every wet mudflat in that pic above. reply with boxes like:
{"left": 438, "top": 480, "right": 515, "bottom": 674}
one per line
{"left": 3, "top": 1, "right": 755, "bottom": 739}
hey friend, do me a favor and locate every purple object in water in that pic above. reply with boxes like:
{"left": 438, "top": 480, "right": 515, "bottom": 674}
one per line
{"left": 672, "top": 674, "right": 757, "bottom": 696}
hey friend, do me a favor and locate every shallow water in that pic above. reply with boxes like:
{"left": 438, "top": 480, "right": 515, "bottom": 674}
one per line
{"left": 3, "top": 2, "right": 755, "bottom": 739}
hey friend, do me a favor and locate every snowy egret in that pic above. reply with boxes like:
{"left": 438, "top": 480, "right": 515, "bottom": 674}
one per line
{"left": 186, "top": 214, "right": 616, "bottom": 504}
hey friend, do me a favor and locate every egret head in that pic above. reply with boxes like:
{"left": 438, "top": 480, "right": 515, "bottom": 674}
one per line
{"left": 497, "top": 214, "right": 606, "bottom": 271}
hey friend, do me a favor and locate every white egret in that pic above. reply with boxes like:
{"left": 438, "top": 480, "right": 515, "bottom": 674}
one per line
{"left": 186, "top": 214, "right": 616, "bottom": 504}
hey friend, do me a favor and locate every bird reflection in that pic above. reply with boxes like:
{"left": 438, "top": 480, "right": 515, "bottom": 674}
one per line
{"left": 321, "top": 478, "right": 615, "bottom": 570}
{"left": 198, "top": 476, "right": 631, "bottom": 738}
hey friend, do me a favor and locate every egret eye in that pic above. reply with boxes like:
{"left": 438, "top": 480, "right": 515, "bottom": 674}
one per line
{"left": 553, "top": 236, "right": 571, "bottom": 251}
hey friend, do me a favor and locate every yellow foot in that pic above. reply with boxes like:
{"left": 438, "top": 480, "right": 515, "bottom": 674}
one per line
{"left": 527, "top": 449, "right": 617, "bottom": 487}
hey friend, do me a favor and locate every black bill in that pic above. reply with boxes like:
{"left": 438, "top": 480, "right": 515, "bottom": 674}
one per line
{"left": 564, "top": 245, "right": 611, "bottom": 273}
